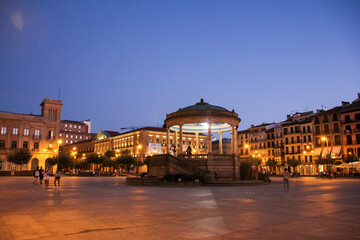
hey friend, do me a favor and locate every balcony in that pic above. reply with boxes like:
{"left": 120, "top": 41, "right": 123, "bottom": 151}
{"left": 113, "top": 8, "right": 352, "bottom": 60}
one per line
{"left": 32, "top": 135, "right": 41, "bottom": 139}
{"left": 344, "top": 130, "right": 352, "bottom": 134}
{"left": 46, "top": 136, "right": 55, "bottom": 140}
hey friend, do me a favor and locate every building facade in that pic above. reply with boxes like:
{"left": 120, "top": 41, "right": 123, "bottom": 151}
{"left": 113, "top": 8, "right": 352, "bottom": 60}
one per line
{"left": 59, "top": 119, "right": 94, "bottom": 145}
{"left": 0, "top": 98, "right": 63, "bottom": 171}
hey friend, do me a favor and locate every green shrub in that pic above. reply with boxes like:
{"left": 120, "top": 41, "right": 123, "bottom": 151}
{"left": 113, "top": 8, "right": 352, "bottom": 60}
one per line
{"left": 164, "top": 174, "right": 203, "bottom": 182}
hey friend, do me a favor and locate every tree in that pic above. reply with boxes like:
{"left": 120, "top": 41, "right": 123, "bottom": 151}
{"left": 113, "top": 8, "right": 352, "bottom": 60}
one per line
{"left": 116, "top": 151, "right": 136, "bottom": 174}
{"left": 104, "top": 150, "right": 115, "bottom": 159}
{"left": 287, "top": 159, "right": 301, "bottom": 172}
{"left": 7, "top": 148, "right": 32, "bottom": 171}
{"left": 53, "top": 151, "right": 74, "bottom": 170}
{"left": 266, "top": 159, "right": 277, "bottom": 172}
{"left": 343, "top": 155, "right": 359, "bottom": 163}
{"left": 86, "top": 153, "right": 102, "bottom": 170}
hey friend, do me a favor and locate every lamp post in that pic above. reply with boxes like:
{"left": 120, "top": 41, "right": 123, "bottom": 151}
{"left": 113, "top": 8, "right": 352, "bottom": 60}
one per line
{"left": 137, "top": 145, "right": 142, "bottom": 177}
{"left": 321, "top": 136, "right": 329, "bottom": 156}
{"left": 56, "top": 140, "right": 62, "bottom": 172}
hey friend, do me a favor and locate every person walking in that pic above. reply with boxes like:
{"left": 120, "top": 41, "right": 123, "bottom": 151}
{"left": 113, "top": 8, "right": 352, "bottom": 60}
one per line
{"left": 39, "top": 166, "right": 44, "bottom": 184}
{"left": 33, "top": 167, "right": 39, "bottom": 185}
{"left": 54, "top": 170, "right": 61, "bottom": 190}
{"left": 283, "top": 168, "right": 291, "bottom": 192}
{"left": 43, "top": 169, "right": 50, "bottom": 189}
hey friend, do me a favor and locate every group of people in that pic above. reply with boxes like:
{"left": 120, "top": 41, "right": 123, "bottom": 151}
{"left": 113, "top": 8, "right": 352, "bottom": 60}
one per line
{"left": 33, "top": 166, "right": 61, "bottom": 190}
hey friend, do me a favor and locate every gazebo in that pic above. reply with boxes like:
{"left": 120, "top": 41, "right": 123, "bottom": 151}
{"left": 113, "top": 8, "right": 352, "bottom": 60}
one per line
{"left": 165, "top": 99, "right": 241, "bottom": 155}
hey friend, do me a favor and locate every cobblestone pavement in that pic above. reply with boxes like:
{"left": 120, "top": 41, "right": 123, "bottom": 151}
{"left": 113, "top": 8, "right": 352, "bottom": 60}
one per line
{"left": 0, "top": 176, "right": 360, "bottom": 240}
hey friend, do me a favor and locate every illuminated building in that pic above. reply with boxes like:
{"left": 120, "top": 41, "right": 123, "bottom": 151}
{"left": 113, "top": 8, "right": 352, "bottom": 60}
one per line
{"left": 59, "top": 119, "right": 95, "bottom": 145}
{"left": 340, "top": 94, "right": 360, "bottom": 158}
{"left": 0, "top": 98, "right": 62, "bottom": 170}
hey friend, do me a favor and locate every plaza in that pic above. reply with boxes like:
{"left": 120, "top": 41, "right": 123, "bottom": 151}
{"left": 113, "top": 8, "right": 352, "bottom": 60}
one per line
{"left": 0, "top": 177, "right": 360, "bottom": 240}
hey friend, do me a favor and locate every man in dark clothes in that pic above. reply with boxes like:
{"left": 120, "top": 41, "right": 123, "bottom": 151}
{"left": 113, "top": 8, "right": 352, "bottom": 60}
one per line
{"left": 39, "top": 166, "right": 44, "bottom": 184}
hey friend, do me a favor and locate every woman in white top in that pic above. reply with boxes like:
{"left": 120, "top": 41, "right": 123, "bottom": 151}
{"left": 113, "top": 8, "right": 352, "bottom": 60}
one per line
{"left": 283, "top": 168, "right": 291, "bottom": 192}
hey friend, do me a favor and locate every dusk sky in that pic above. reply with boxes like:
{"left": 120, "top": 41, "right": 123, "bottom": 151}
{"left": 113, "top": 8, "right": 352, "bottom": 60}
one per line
{"left": 1, "top": 1, "right": 359, "bottom": 133}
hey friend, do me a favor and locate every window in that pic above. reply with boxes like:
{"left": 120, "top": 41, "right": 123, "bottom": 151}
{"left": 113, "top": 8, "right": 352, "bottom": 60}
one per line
{"left": 333, "top": 123, "right": 339, "bottom": 133}
{"left": 303, "top": 127, "right": 306, "bottom": 133}
{"left": 356, "top": 134, "right": 360, "bottom": 144}
{"left": 34, "top": 129, "right": 40, "bottom": 137}
{"left": 0, "top": 140, "right": 5, "bottom": 149}
{"left": 335, "top": 135, "right": 341, "bottom": 145}
{"left": 23, "top": 141, "right": 28, "bottom": 148}
{"left": 323, "top": 115, "right": 328, "bottom": 123}
{"left": 80, "top": 136, "right": 82, "bottom": 139}
{"left": 291, "top": 146, "right": 294, "bottom": 153}
{"left": 48, "top": 130, "right": 54, "bottom": 139}
{"left": 347, "top": 135, "right": 352, "bottom": 145}
{"left": 65, "top": 124, "right": 68, "bottom": 127}
{"left": 1, "top": 127, "right": 7, "bottom": 135}
{"left": 74, "top": 125, "right": 77, "bottom": 128}
{"left": 285, "top": 138, "right": 288, "bottom": 144}
{"left": 345, "top": 115, "right": 351, "bottom": 123}
{"left": 307, "top": 126, "right": 311, "bottom": 132}
{"left": 70, "top": 124, "right": 72, "bottom": 128}
{"left": 324, "top": 124, "right": 329, "bottom": 134}
{"left": 24, "top": 128, "right": 29, "bottom": 136}
{"left": 308, "top": 135, "right": 312, "bottom": 142}
{"left": 297, "top": 136, "right": 300, "bottom": 143}
{"left": 79, "top": 126, "right": 81, "bottom": 129}
{"left": 315, "top": 117, "right": 320, "bottom": 124}
{"left": 355, "top": 114, "right": 360, "bottom": 121}
{"left": 12, "top": 128, "right": 19, "bottom": 136}
{"left": 333, "top": 114, "right": 338, "bottom": 121}
{"left": 315, "top": 126, "right": 320, "bottom": 135}
{"left": 71, "top": 135, "right": 73, "bottom": 138}
{"left": 34, "top": 142, "right": 39, "bottom": 149}
{"left": 297, "top": 145, "right": 300, "bottom": 153}
{"left": 303, "top": 136, "right": 307, "bottom": 143}
{"left": 66, "top": 140, "right": 69, "bottom": 143}
{"left": 75, "top": 136, "right": 78, "bottom": 139}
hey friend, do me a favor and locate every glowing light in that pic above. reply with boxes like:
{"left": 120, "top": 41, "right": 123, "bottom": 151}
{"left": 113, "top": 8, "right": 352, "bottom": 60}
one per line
{"left": 244, "top": 144, "right": 249, "bottom": 148}
{"left": 201, "top": 123, "right": 209, "bottom": 129}
{"left": 49, "top": 144, "right": 52, "bottom": 148}
{"left": 11, "top": 12, "right": 23, "bottom": 30}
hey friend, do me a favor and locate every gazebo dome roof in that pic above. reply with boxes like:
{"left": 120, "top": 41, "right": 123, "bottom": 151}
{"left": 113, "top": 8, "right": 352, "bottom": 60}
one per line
{"left": 181, "top": 99, "right": 229, "bottom": 112}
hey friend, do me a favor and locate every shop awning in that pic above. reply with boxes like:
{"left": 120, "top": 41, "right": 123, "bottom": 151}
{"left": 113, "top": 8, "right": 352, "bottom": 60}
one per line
{"left": 314, "top": 148, "right": 322, "bottom": 155}
{"left": 331, "top": 146, "right": 341, "bottom": 155}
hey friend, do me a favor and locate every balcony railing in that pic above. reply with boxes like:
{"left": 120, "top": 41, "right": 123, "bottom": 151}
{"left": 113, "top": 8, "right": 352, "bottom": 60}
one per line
{"left": 46, "top": 136, "right": 55, "bottom": 140}
{"left": 32, "top": 135, "right": 41, "bottom": 139}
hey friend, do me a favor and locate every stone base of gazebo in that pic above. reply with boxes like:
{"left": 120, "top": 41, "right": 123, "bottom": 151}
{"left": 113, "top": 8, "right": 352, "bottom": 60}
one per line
{"left": 147, "top": 154, "right": 256, "bottom": 182}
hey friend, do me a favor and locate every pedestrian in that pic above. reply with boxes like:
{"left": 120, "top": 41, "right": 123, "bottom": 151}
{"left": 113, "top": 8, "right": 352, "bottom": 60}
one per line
{"left": 39, "top": 166, "right": 44, "bottom": 184}
{"left": 44, "top": 168, "right": 50, "bottom": 189}
{"left": 168, "top": 148, "right": 172, "bottom": 155}
{"left": 186, "top": 146, "right": 192, "bottom": 156}
{"left": 33, "top": 166, "right": 39, "bottom": 185}
{"left": 283, "top": 168, "right": 290, "bottom": 192}
{"left": 54, "top": 170, "right": 61, "bottom": 190}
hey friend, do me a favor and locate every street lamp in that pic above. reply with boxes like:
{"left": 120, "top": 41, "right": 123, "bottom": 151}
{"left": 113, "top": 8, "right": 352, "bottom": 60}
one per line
{"left": 57, "top": 140, "right": 62, "bottom": 171}
{"left": 137, "top": 145, "right": 142, "bottom": 177}
{"left": 321, "top": 136, "right": 329, "bottom": 156}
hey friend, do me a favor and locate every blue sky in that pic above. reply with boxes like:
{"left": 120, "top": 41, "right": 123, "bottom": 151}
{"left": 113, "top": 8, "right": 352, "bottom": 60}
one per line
{"left": 1, "top": 0, "right": 359, "bottom": 133}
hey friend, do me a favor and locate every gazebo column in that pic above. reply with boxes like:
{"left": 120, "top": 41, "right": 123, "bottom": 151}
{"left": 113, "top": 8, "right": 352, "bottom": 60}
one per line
{"left": 179, "top": 124, "right": 183, "bottom": 154}
{"left": 175, "top": 130, "right": 178, "bottom": 152}
{"left": 207, "top": 122, "right": 212, "bottom": 153}
{"left": 219, "top": 131, "right": 223, "bottom": 155}
{"left": 231, "top": 125, "right": 235, "bottom": 154}
{"left": 234, "top": 126, "right": 238, "bottom": 154}
{"left": 166, "top": 127, "right": 170, "bottom": 153}
{"left": 195, "top": 132, "right": 199, "bottom": 154}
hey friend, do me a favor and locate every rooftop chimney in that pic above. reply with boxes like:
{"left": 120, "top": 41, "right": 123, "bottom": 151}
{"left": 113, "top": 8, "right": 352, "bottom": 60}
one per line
{"left": 342, "top": 101, "right": 350, "bottom": 107}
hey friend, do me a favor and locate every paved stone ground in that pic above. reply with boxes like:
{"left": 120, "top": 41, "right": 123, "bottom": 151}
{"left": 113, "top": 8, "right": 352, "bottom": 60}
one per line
{"left": 0, "top": 176, "right": 360, "bottom": 240}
